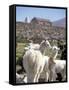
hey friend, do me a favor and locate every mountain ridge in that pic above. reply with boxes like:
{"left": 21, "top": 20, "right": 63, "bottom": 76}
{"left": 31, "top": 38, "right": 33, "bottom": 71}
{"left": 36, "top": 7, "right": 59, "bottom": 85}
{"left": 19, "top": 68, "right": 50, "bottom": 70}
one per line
{"left": 52, "top": 18, "right": 66, "bottom": 28}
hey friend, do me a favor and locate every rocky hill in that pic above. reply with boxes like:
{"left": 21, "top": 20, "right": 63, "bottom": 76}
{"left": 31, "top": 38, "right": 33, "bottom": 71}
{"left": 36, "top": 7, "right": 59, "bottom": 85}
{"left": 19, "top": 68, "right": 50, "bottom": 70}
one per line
{"left": 52, "top": 18, "right": 66, "bottom": 28}
{"left": 16, "top": 17, "right": 66, "bottom": 43}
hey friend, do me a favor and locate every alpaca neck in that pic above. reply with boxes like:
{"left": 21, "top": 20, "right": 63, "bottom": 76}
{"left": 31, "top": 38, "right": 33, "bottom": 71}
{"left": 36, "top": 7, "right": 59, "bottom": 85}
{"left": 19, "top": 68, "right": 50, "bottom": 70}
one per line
{"left": 39, "top": 46, "right": 46, "bottom": 55}
{"left": 54, "top": 51, "right": 58, "bottom": 59}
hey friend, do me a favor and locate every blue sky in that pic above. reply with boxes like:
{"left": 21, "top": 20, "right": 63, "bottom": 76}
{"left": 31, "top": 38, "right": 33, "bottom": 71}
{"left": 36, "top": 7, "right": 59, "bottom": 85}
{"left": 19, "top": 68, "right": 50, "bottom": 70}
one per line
{"left": 16, "top": 6, "right": 66, "bottom": 22}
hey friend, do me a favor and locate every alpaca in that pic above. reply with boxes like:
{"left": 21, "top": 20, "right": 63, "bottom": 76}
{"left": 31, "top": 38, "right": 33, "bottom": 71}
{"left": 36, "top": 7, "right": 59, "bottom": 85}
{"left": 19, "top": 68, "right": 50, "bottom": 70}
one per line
{"left": 52, "top": 45, "right": 60, "bottom": 59}
{"left": 39, "top": 56, "right": 56, "bottom": 82}
{"left": 48, "top": 45, "right": 66, "bottom": 81}
{"left": 39, "top": 45, "right": 60, "bottom": 82}
{"left": 51, "top": 59, "right": 66, "bottom": 81}
{"left": 47, "top": 45, "right": 66, "bottom": 81}
{"left": 39, "top": 43, "right": 66, "bottom": 82}
{"left": 23, "top": 40, "right": 49, "bottom": 83}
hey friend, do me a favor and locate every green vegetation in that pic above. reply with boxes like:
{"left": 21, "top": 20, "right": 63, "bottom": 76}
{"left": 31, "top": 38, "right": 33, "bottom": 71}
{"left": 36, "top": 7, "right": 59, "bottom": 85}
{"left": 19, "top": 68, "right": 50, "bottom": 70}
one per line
{"left": 16, "top": 42, "right": 28, "bottom": 63}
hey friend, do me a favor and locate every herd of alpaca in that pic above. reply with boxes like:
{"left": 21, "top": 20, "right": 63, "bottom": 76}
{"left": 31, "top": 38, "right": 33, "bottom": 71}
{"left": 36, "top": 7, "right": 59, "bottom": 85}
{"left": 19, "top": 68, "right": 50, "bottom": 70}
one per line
{"left": 17, "top": 40, "right": 66, "bottom": 83}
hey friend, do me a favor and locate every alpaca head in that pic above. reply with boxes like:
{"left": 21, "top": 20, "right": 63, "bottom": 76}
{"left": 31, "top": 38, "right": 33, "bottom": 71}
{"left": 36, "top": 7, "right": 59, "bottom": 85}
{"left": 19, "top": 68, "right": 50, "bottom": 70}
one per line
{"left": 52, "top": 46, "right": 60, "bottom": 53}
{"left": 52, "top": 45, "right": 60, "bottom": 59}
{"left": 40, "top": 40, "right": 51, "bottom": 55}
{"left": 40, "top": 40, "right": 51, "bottom": 48}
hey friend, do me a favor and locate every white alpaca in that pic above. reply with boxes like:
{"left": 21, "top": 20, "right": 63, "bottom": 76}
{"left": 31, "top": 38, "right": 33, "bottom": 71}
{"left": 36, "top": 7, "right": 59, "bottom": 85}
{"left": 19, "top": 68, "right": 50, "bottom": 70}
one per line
{"left": 23, "top": 40, "right": 49, "bottom": 83}
{"left": 48, "top": 46, "right": 66, "bottom": 81}
{"left": 52, "top": 45, "right": 60, "bottom": 59}
{"left": 50, "top": 59, "right": 66, "bottom": 81}
{"left": 39, "top": 45, "right": 60, "bottom": 82}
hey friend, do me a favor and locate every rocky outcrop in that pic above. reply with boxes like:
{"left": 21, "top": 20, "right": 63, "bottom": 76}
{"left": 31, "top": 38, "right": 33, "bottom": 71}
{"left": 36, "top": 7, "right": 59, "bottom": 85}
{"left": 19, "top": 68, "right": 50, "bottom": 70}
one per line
{"left": 16, "top": 17, "right": 65, "bottom": 43}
